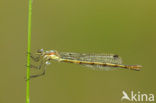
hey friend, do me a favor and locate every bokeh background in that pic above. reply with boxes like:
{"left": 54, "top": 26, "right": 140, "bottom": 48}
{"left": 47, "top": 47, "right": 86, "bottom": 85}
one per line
{"left": 0, "top": 0, "right": 156, "bottom": 103}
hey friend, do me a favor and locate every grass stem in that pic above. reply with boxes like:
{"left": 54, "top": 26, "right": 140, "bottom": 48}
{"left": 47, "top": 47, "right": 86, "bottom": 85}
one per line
{"left": 26, "top": 0, "right": 32, "bottom": 103}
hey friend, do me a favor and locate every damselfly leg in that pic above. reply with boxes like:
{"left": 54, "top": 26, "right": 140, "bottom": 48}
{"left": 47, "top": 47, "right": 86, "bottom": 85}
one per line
{"left": 29, "top": 60, "right": 51, "bottom": 79}
{"left": 29, "top": 59, "right": 44, "bottom": 69}
{"left": 29, "top": 49, "right": 45, "bottom": 62}
{"left": 26, "top": 49, "right": 51, "bottom": 79}
{"left": 30, "top": 53, "right": 41, "bottom": 62}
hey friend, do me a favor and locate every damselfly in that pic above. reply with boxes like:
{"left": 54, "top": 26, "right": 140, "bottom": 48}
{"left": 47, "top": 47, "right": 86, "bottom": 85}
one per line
{"left": 29, "top": 49, "right": 142, "bottom": 78}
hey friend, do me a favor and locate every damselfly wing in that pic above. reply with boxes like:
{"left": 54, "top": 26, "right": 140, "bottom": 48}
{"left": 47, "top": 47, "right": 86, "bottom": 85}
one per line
{"left": 59, "top": 52, "right": 122, "bottom": 70}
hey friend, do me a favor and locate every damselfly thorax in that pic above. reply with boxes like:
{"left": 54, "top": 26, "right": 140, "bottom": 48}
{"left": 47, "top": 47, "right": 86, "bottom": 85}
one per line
{"left": 29, "top": 49, "right": 142, "bottom": 78}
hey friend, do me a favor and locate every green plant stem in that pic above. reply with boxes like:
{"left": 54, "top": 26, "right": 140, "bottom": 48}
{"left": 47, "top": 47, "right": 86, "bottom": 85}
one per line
{"left": 26, "top": 0, "right": 32, "bottom": 103}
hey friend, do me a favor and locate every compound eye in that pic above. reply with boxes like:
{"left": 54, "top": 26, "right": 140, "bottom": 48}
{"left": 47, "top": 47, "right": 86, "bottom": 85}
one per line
{"left": 37, "top": 49, "right": 44, "bottom": 53}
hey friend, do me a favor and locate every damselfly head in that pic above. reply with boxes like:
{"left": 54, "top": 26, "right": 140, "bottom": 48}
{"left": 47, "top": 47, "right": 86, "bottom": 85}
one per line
{"left": 37, "top": 49, "right": 44, "bottom": 54}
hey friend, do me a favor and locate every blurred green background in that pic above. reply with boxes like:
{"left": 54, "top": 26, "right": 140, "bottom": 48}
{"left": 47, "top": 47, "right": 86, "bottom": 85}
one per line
{"left": 0, "top": 0, "right": 156, "bottom": 103}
